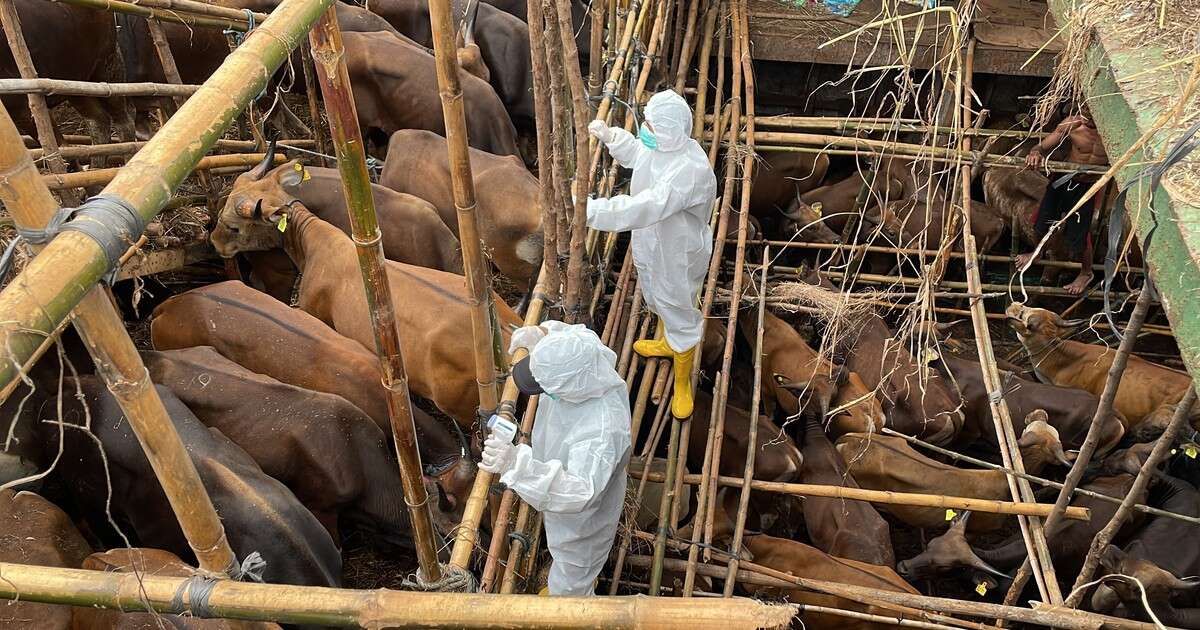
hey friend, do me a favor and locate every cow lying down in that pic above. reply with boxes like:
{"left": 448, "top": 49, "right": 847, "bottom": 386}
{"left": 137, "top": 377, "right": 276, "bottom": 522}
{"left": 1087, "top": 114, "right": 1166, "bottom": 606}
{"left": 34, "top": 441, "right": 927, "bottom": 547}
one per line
{"left": 41, "top": 376, "right": 342, "bottom": 593}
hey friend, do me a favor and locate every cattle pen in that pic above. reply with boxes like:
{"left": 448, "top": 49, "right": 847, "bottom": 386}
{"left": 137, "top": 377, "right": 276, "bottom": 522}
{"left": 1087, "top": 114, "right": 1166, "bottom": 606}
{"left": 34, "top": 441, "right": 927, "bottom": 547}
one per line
{"left": 1, "top": 0, "right": 1200, "bottom": 627}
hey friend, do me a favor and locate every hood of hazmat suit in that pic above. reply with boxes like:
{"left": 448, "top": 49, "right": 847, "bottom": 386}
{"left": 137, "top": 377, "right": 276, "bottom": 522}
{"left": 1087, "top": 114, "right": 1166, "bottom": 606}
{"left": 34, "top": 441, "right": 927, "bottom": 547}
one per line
{"left": 586, "top": 90, "right": 717, "bottom": 353}
{"left": 499, "top": 322, "right": 632, "bottom": 596}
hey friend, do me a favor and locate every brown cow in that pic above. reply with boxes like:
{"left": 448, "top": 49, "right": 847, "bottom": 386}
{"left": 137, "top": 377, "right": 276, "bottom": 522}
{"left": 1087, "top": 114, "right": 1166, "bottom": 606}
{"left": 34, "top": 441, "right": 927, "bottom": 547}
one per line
{"left": 1006, "top": 302, "right": 1196, "bottom": 427}
{"left": 147, "top": 282, "right": 478, "bottom": 515}
{"left": 707, "top": 489, "right": 918, "bottom": 630}
{"left": 747, "top": 309, "right": 886, "bottom": 439}
{"left": 936, "top": 353, "right": 1126, "bottom": 454}
{"left": 3, "top": 1, "right": 134, "bottom": 161}
{"left": 209, "top": 206, "right": 520, "bottom": 426}
{"left": 73, "top": 548, "right": 280, "bottom": 629}
{"left": 145, "top": 347, "right": 462, "bottom": 543}
{"left": 366, "top": 0, "right": 534, "bottom": 128}
{"left": 226, "top": 155, "right": 464, "bottom": 274}
{"left": 749, "top": 151, "right": 830, "bottom": 216}
{"left": 876, "top": 197, "right": 1006, "bottom": 258}
{"left": 46, "top": 377, "right": 342, "bottom": 592}
{"left": 381, "top": 129, "right": 543, "bottom": 289}
{"left": 837, "top": 413, "right": 1073, "bottom": 531}
{"left": 805, "top": 271, "right": 963, "bottom": 444}
{"left": 794, "top": 168, "right": 907, "bottom": 236}
{"left": 342, "top": 31, "right": 520, "bottom": 158}
{"left": 688, "top": 391, "right": 803, "bottom": 533}
{"left": 783, "top": 398, "right": 895, "bottom": 567}
{"left": 0, "top": 490, "right": 91, "bottom": 630}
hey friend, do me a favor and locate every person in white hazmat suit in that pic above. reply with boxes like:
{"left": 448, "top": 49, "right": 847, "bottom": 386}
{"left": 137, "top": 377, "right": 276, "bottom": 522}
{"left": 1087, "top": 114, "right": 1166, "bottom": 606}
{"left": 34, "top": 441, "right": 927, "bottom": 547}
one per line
{"left": 479, "top": 321, "right": 632, "bottom": 596}
{"left": 586, "top": 89, "right": 717, "bottom": 419}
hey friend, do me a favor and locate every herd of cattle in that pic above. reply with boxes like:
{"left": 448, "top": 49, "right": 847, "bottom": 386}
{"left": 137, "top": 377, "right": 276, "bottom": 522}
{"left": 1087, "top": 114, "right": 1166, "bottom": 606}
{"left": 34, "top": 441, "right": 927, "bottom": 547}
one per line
{"left": 3, "top": 0, "right": 1200, "bottom": 626}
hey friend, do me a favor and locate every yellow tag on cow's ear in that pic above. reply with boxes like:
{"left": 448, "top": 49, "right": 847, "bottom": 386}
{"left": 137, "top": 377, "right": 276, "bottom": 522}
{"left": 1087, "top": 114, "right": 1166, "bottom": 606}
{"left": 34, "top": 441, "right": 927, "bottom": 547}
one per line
{"left": 976, "top": 582, "right": 988, "bottom": 596}
{"left": 294, "top": 162, "right": 311, "bottom": 182}
{"left": 923, "top": 348, "right": 939, "bottom": 364}
{"left": 276, "top": 214, "right": 288, "bottom": 233}
{"left": 811, "top": 201, "right": 823, "bottom": 216}
{"left": 945, "top": 509, "right": 957, "bottom": 521}
{"left": 1186, "top": 445, "right": 1197, "bottom": 459}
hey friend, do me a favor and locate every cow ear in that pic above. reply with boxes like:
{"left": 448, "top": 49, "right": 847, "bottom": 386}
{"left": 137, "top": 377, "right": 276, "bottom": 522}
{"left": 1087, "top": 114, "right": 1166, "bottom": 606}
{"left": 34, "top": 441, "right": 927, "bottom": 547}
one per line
{"left": 1098, "top": 544, "right": 1125, "bottom": 571}
{"left": 276, "top": 160, "right": 308, "bottom": 188}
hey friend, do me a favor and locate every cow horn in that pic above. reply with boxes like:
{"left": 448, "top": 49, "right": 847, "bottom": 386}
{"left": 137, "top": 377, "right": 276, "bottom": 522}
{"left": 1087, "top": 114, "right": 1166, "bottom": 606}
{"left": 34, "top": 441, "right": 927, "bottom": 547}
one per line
{"left": 248, "top": 139, "right": 278, "bottom": 181}
{"left": 1060, "top": 317, "right": 1088, "bottom": 329}
{"left": 463, "top": 0, "right": 479, "bottom": 47}
{"left": 969, "top": 555, "right": 1012, "bottom": 581}
{"left": 935, "top": 319, "right": 967, "bottom": 334}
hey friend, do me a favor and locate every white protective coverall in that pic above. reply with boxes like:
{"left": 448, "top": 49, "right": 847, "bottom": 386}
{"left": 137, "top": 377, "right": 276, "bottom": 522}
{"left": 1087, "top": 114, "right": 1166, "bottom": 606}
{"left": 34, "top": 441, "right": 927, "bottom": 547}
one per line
{"left": 499, "top": 322, "right": 632, "bottom": 596}
{"left": 586, "top": 90, "right": 717, "bottom": 353}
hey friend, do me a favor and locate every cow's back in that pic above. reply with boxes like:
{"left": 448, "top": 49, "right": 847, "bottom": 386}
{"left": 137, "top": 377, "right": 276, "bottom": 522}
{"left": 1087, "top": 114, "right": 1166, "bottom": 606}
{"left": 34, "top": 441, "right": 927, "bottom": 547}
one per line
{"left": 0, "top": 490, "right": 90, "bottom": 630}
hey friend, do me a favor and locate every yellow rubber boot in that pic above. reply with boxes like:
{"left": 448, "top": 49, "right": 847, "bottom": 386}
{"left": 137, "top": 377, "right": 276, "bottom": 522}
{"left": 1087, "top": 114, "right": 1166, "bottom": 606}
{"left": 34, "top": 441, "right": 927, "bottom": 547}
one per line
{"left": 670, "top": 345, "right": 697, "bottom": 419}
{"left": 634, "top": 320, "right": 673, "bottom": 358}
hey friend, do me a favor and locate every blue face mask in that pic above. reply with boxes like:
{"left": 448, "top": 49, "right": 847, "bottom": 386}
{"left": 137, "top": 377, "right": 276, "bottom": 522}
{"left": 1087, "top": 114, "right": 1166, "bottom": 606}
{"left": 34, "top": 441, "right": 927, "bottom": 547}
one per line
{"left": 638, "top": 124, "right": 658, "bottom": 151}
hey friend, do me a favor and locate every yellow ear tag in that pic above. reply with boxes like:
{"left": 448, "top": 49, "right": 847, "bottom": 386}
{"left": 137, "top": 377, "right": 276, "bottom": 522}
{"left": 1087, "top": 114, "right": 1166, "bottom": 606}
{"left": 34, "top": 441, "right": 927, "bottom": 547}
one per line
{"left": 1186, "top": 445, "right": 1197, "bottom": 459}
{"left": 293, "top": 162, "right": 311, "bottom": 182}
{"left": 276, "top": 214, "right": 288, "bottom": 233}
{"left": 976, "top": 582, "right": 988, "bottom": 596}
{"left": 945, "top": 509, "right": 957, "bottom": 521}
{"left": 811, "top": 202, "right": 823, "bottom": 216}
{"left": 923, "top": 348, "right": 939, "bottom": 364}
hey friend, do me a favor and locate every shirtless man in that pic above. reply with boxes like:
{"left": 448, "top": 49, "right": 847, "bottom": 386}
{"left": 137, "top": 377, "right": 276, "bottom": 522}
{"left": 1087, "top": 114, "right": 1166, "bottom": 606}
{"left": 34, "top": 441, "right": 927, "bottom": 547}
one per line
{"left": 1016, "top": 104, "right": 1109, "bottom": 294}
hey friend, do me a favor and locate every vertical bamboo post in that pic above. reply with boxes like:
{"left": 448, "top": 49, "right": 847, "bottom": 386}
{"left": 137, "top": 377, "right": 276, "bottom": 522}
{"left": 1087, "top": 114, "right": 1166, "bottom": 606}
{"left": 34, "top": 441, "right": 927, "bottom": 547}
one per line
{"left": 671, "top": 0, "right": 702, "bottom": 91}
{"left": 307, "top": 8, "right": 442, "bottom": 582}
{"left": 426, "top": 0, "right": 503, "bottom": 417}
{"left": 722, "top": 246, "right": 766, "bottom": 596}
{"left": 0, "top": 0, "right": 81, "bottom": 205}
{"left": 527, "top": 0, "right": 561, "bottom": 300}
{"left": 0, "top": 103, "right": 237, "bottom": 576}
{"left": 952, "top": 17, "right": 1059, "bottom": 605}
{"left": 299, "top": 44, "right": 329, "bottom": 167}
{"left": 688, "top": 0, "right": 718, "bottom": 137}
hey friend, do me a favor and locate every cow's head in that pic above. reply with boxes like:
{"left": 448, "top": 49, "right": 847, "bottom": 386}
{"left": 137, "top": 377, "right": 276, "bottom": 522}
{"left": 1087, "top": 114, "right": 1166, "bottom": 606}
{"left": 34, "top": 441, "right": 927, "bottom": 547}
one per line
{"left": 896, "top": 512, "right": 1011, "bottom": 582}
{"left": 1016, "top": 411, "right": 1075, "bottom": 472}
{"left": 780, "top": 199, "right": 841, "bottom": 245}
{"left": 774, "top": 363, "right": 850, "bottom": 423}
{"left": 1091, "top": 545, "right": 1200, "bottom": 616}
{"left": 1005, "top": 303, "right": 1087, "bottom": 341}
{"left": 211, "top": 149, "right": 305, "bottom": 258}
{"left": 1132, "top": 402, "right": 1190, "bottom": 443}
{"left": 1100, "top": 441, "right": 1156, "bottom": 477}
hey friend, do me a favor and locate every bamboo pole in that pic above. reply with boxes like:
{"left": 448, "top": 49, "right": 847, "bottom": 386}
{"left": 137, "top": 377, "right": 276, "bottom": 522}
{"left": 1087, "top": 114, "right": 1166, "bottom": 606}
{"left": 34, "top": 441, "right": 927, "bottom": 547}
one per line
{"left": 753, "top": 143, "right": 1093, "bottom": 175}
{"left": 1068, "top": 387, "right": 1198, "bottom": 604}
{"left": 622, "top": 556, "right": 1162, "bottom": 630}
{"left": 449, "top": 266, "right": 549, "bottom": 570}
{"left": 0, "top": 103, "right": 237, "bottom": 575}
{"left": 702, "top": 0, "right": 754, "bottom": 579}
{"left": 630, "top": 470, "right": 1090, "bottom": 520}
{"left": 683, "top": 0, "right": 734, "bottom": 595}
{"left": 27, "top": 138, "right": 315, "bottom": 161}
{"left": 0, "top": 0, "right": 80, "bottom": 205}
{"left": 130, "top": 0, "right": 268, "bottom": 22}
{"left": 722, "top": 246, "right": 767, "bottom": 596}
{"left": 307, "top": 6, "right": 442, "bottom": 583}
{"left": 730, "top": 115, "right": 1048, "bottom": 139}
{"left": 689, "top": 0, "right": 718, "bottom": 139}
{"left": 671, "top": 0, "right": 702, "bottom": 91}
{"left": 52, "top": 0, "right": 251, "bottom": 31}
{"left": 0, "top": 0, "right": 331, "bottom": 394}
{"left": 526, "top": 0, "right": 560, "bottom": 302}
{"left": 41, "top": 152, "right": 285, "bottom": 191}
{"left": 882, "top": 428, "right": 1200, "bottom": 526}
{"left": 426, "top": 0, "right": 502, "bottom": 420}
{"left": 1004, "top": 282, "right": 1160, "bottom": 604}
{"left": 0, "top": 562, "right": 797, "bottom": 629}
{"left": 298, "top": 44, "right": 329, "bottom": 167}
{"left": 0, "top": 78, "right": 199, "bottom": 97}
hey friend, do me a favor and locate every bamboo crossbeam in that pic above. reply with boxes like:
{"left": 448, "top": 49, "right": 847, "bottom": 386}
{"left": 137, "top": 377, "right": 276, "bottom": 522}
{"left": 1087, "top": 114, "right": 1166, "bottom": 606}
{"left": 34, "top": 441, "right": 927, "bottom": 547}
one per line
{"left": 131, "top": 0, "right": 268, "bottom": 23}
{"left": 623, "top": 556, "right": 1163, "bottom": 630}
{"left": 51, "top": 0, "right": 252, "bottom": 31}
{"left": 29, "top": 138, "right": 314, "bottom": 161}
{"left": 0, "top": 0, "right": 333, "bottom": 401}
{"left": 0, "top": 103, "right": 237, "bottom": 575}
{"left": 629, "top": 470, "right": 1091, "bottom": 521}
{"left": 747, "top": 142, "right": 1100, "bottom": 175}
{"left": 0, "top": 562, "right": 797, "bottom": 629}
{"left": 0, "top": 78, "right": 199, "bottom": 98}
{"left": 41, "top": 152, "right": 285, "bottom": 190}
{"left": 308, "top": 6, "right": 442, "bottom": 583}
{"left": 719, "top": 114, "right": 1049, "bottom": 140}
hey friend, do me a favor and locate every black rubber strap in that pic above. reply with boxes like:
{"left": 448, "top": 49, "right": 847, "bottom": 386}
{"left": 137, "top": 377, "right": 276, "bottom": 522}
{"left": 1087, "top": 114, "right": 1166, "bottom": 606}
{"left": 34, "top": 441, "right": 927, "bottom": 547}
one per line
{"left": 16, "top": 195, "right": 145, "bottom": 284}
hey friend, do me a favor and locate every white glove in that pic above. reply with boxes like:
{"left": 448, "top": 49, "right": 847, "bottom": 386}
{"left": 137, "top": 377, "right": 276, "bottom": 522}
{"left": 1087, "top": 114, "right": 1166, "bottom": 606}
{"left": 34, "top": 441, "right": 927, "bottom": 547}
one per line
{"left": 588, "top": 120, "right": 613, "bottom": 144}
{"left": 479, "top": 434, "right": 517, "bottom": 474}
{"left": 508, "top": 325, "right": 547, "bottom": 355}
